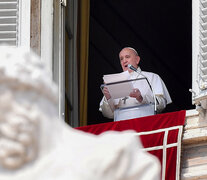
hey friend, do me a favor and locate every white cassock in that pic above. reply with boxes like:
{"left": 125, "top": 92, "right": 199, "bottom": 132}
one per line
{"left": 99, "top": 68, "right": 172, "bottom": 120}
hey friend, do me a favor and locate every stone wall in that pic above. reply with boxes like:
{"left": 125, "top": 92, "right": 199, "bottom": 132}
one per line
{"left": 181, "top": 109, "right": 207, "bottom": 179}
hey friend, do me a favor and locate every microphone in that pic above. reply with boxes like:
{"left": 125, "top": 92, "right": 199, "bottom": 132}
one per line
{"left": 127, "top": 64, "right": 139, "bottom": 73}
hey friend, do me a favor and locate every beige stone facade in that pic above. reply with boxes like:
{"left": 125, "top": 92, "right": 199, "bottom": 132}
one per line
{"left": 181, "top": 110, "right": 207, "bottom": 179}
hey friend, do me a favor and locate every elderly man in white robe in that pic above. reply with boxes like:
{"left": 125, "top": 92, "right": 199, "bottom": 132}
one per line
{"left": 0, "top": 46, "right": 160, "bottom": 180}
{"left": 99, "top": 47, "right": 172, "bottom": 121}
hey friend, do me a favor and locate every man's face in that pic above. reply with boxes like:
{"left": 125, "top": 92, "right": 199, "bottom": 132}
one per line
{"left": 119, "top": 48, "right": 140, "bottom": 72}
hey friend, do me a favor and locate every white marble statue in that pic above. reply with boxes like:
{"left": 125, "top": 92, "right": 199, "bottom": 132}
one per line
{"left": 0, "top": 46, "right": 160, "bottom": 180}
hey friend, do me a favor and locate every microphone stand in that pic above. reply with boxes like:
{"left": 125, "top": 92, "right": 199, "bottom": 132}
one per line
{"left": 130, "top": 66, "right": 158, "bottom": 114}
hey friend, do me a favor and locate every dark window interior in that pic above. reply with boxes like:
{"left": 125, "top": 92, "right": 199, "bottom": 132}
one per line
{"left": 88, "top": 0, "right": 194, "bottom": 125}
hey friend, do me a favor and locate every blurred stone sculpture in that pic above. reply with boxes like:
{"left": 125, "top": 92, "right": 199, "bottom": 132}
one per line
{"left": 0, "top": 46, "right": 160, "bottom": 180}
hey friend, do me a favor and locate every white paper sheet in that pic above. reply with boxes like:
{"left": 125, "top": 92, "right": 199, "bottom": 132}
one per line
{"left": 103, "top": 71, "right": 130, "bottom": 83}
{"left": 103, "top": 71, "right": 134, "bottom": 99}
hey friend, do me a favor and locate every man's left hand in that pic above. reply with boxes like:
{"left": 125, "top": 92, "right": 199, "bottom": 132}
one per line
{"left": 130, "top": 88, "right": 143, "bottom": 102}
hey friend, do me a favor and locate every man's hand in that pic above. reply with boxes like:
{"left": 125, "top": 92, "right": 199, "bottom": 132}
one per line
{"left": 130, "top": 88, "right": 143, "bottom": 102}
{"left": 103, "top": 86, "right": 111, "bottom": 100}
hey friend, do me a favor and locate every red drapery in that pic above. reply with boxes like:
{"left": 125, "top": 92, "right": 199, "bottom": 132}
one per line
{"left": 76, "top": 110, "right": 186, "bottom": 180}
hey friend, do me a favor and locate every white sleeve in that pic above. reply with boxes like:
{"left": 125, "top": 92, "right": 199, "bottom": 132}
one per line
{"left": 155, "top": 95, "right": 167, "bottom": 113}
{"left": 99, "top": 97, "right": 115, "bottom": 119}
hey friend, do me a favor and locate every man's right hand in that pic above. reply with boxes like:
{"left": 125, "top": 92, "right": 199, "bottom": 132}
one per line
{"left": 103, "top": 86, "right": 111, "bottom": 100}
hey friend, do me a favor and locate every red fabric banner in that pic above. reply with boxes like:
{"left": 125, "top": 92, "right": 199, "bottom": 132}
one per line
{"left": 76, "top": 110, "right": 186, "bottom": 180}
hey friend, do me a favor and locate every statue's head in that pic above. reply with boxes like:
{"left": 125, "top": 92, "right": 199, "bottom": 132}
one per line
{"left": 0, "top": 46, "right": 59, "bottom": 170}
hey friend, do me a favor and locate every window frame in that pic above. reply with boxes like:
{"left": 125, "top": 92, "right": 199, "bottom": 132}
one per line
{"left": 192, "top": 0, "right": 207, "bottom": 109}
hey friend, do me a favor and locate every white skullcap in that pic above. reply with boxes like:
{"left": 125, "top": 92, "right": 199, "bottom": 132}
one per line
{"left": 123, "top": 47, "right": 139, "bottom": 56}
